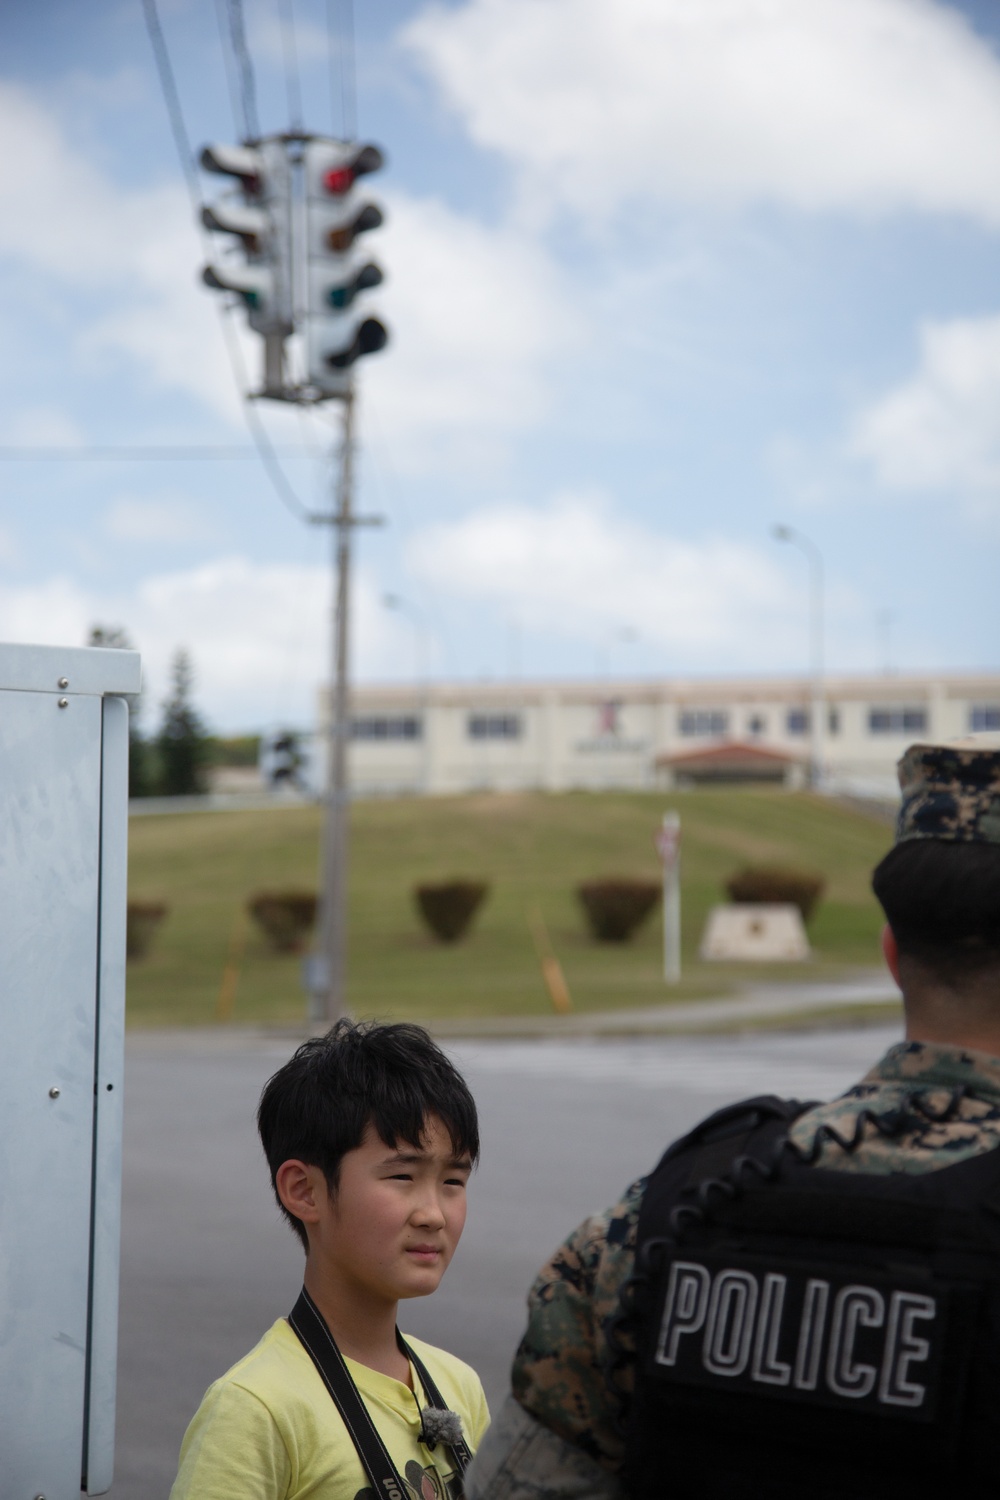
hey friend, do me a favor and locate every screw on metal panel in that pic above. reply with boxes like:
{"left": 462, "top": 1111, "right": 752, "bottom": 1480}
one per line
{"left": 57, "top": 677, "right": 68, "bottom": 688}
{"left": 48, "top": 1086, "right": 60, "bottom": 1099}
{"left": 58, "top": 697, "right": 68, "bottom": 708}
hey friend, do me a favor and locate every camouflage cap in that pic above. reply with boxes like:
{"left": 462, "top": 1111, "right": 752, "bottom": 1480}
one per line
{"left": 896, "top": 736, "right": 1000, "bottom": 845}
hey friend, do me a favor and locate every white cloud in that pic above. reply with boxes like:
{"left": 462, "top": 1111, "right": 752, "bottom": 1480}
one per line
{"left": 0, "top": 555, "right": 412, "bottom": 730}
{"left": 0, "top": 81, "right": 244, "bottom": 421}
{"left": 849, "top": 312, "right": 1000, "bottom": 512}
{"left": 406, "top": 491, "right": 798, "bottom": 665}
{"left": 404, "top": 0, "right": 1000, "bottom": 226}
{"left": 0, "top": 575, "right": 96, "bottom": 652}
{"left": 366, "top": 190, "right": 577, "bottom": 468}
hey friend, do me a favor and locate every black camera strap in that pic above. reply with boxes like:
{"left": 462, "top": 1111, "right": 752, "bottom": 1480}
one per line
{"left": 403, "top": 1342, "right": 473, "bottom": 1476}
{"left": 288, "top": 1287, "right": 471, "bottom": 1496}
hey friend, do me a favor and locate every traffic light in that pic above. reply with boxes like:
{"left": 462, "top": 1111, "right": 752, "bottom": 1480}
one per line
{"left": 304, "top": 139, "right": 389, "bottom": 396}
{"left": 199, "top": 139, "right": 293, "bottom": 342}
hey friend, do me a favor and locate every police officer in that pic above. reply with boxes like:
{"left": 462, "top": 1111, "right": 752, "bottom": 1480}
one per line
{"left": 468, "top": 738, "right": 1000, "bottom": 1500}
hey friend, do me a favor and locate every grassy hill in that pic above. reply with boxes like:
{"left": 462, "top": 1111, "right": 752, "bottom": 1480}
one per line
{"left": 125, "top": 789, "right": 895, "bottom": 1028}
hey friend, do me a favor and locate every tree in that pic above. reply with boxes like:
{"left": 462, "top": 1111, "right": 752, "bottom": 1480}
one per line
{"left": 87, "top": 623, "right": 153, "bottom": 798}
{"left": 156, "top": 648, "right": 210, "bottom": 797}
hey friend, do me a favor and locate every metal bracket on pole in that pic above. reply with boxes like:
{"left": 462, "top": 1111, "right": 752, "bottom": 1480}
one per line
{"left": 262, "top": 333, "right": 287, "bottom": 399}
{"left": 306, "top": 513, "right": 384, "bottom": 528}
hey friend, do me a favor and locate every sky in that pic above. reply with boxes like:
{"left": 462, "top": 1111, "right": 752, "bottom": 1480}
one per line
{"left": 1, "top": 0, "right": 999, "bottom": 732}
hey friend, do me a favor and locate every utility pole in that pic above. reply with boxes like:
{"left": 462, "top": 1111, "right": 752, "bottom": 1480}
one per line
{"left": 312, "top": 393, "right": 381, "bottom": 1023}
{"left": 314, "top": 392, "right": 354, "bottom": 1022}
{"left": 199, "top": 133, "right": 389, "bottom": 1026}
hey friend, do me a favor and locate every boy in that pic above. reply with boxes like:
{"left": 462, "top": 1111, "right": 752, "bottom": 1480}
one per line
{"left": 170, "top": 1019, "right": 488, "bottom": 1500}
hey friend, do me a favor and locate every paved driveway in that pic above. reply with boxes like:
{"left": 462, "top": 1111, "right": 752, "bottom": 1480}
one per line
{"left": 113, "top": 1021, "right": 901, "bottom": 1496}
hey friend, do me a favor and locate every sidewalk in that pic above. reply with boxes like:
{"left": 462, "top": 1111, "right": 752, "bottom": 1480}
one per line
{"left": 126, "top": 973, "right": 903, "bottom": 1045}
{"left": 425, "top": 972, "right": 902, "bottom": 1040}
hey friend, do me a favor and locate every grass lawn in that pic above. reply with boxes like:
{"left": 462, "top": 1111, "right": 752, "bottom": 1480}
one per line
{"left": 125, "top": 788, "right": 896, "bottom": 1028}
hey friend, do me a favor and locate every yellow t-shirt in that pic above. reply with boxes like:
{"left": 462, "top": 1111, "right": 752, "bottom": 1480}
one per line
{"left": 169, "top": 1318, "right": 489, "bottom": 1500}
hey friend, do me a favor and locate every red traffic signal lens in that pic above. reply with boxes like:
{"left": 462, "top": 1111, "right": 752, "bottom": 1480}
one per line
{"left": 324, "top": 166, "right": 354, "bottom": 195}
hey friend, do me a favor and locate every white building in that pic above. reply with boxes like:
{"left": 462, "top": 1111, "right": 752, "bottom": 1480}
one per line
{"left": 329, "top": 671, "right": 1000, "bottom": 800}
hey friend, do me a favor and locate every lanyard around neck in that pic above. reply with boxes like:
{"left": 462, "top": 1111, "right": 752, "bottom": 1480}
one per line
{"left": 288, "top": 1287, "right": 472, "bottom": 1497}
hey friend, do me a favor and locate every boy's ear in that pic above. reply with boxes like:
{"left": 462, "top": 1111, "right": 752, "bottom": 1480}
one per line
{"left": 275, "top": 1159, "right": 328, "bottom": 1225}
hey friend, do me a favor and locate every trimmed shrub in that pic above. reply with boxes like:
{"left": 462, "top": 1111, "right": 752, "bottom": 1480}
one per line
{"left": 414, "top": 880, "right": 490, "bottom": 944}
{"left": 247, "top": 890, "right": 318, "bottom": 953}
{"left": 126, "top": 901, "right": 168, "bottom": 961}
{"left": 577, "top": 878, "right": 661, "bottom": 943}
{"left": 725, "top": 866, "right": 826, "bottom": 923}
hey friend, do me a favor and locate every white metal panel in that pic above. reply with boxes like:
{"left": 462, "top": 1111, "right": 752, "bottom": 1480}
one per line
{"left": 0, "top": 641, "right": 141, "bottom": 698}
{"left": 0, "top": 689, "right": 102, "bottom": 1500}
{"left": 83, "top": 695, "right": 129, "bottom": 1495}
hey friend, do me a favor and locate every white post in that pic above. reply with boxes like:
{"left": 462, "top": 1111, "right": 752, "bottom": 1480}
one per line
{"left": 657, "top": 811, "right": 682, "bottom": 985}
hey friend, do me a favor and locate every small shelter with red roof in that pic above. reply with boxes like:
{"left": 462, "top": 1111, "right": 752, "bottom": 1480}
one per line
{"left": 655, "top": 740, "right": 805, "bottom": 789}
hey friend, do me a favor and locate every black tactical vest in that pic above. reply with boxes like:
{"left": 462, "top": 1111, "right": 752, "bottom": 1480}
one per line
{"left": 617, "top": 1094, "right": 1000, "bottom": 1500}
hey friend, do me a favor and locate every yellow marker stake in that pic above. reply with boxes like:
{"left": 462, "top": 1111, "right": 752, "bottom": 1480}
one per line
{"left": 529, "top": 907, "right": 573, "bottom": 1014}
{"left": 216, "top": 912, "right": 247, "bottom": 1023}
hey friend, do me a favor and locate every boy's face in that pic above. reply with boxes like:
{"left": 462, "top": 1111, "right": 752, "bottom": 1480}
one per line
{"left": 310, "top": 1113, "right": 472, "bottom": 1309}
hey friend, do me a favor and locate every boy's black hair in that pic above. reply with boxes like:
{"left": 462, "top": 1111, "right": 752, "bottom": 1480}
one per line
{"left": 257, "top": 1019, "right": 480, "bottom": 1248}
{"left": 872, "top": 839, "right": 1000, "bottom": 985}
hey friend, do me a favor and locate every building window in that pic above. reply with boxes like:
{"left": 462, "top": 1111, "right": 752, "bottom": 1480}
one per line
{"left": 868, "top": 706, "right": 927, "bottom": 735}
{"left": 468, "top": 713, "right": 521, "bottom": 740}
{"left": 786, "top": 708, "right": 810, "bottom": 736}
{"left": 678, "top": 710, "right": 728, "bottom": 737}
{"left": 351, "top": 716, "right": 422, "bottom": 741}
{"left": 828, "top": 707, "right": 841, "bottom": 735}
{"left": 970, "top": 704, "right": 1000, "bottom": 732}
{"left": 747, "top": 714, "right": 767, "bottom": 737}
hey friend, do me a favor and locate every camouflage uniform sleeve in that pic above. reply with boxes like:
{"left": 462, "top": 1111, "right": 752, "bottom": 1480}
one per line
{"left": 510, "top": 1180, "right": 645, "bottom": 1473}
{"left": 466, "top": 1395, "right": 623, "bottom": 1500}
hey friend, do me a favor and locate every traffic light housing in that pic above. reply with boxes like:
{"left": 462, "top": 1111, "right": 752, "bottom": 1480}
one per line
{"left": 199, "top": 139, "right": 293, "bottom": 341}
{"left": 304, "top": 139, "right": 389, "bottom": 396}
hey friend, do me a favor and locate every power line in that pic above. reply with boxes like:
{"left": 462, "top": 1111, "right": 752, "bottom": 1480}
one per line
{"left": 213, "top": 0, "right": 245, "bottom": 138}
{"left": 141, "top": 0, "right": 201, "bottom": 208}
{"left": 225, "top": 0, "right": 261, "bottom": 141}
{"left": 277, "top": 0, "right": 304, "bottom": 133}
{"left": 326, "top": 0, "right": 356, "bottom": 140}
{"left": 0, "top": 447, "right": 309, "bottom": 461}
{"left": 142, "top": 0, "right": 313, "bottom": 523}
{"left": 216, "top": 308, "right": 315, "bottom": 522}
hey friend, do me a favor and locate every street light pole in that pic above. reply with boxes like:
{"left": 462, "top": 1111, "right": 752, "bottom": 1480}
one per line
{"left": 773, "top": 524, "right": 825, "bottom": 790}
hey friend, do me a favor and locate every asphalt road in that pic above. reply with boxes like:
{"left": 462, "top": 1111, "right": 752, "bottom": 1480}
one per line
{"left": 112, "top": 1020, "right": 902, "bottom": 1497}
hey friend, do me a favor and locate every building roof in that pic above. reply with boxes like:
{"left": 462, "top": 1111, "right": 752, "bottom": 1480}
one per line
{"left": 655, "top": 740, "right": 801, "bottom": 772}
{"left": 339, "top": 669, "right": 1000, "bottom": 710}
